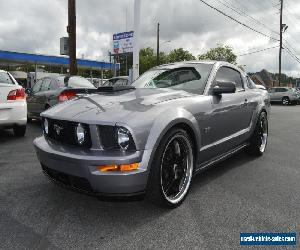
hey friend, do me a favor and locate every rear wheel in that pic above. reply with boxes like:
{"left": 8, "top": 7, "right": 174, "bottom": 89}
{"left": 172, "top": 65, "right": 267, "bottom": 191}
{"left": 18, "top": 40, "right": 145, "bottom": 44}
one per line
{"left": 13, "top": 125, "right": 26, "bottom": 137}
{"left": 282, "top": 97, "right": 290, "bottom": 105}
{"left": 247, "top": 112, "right": 268, "bottom": 156}
{"left": 146, "top": 128, "right": 194, "bottom": 208}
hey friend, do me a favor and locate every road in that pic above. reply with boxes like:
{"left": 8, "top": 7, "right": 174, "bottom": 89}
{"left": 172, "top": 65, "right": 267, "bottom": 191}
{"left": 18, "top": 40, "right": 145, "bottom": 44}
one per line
{"left": 0, "top": 105, "right": 299, "bottom": 250}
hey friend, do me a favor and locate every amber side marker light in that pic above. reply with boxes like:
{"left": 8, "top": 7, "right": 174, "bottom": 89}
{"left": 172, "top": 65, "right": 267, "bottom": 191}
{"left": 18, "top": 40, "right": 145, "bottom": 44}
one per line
{"left": 97, "top": 163, "right": 139, "bottom": 172}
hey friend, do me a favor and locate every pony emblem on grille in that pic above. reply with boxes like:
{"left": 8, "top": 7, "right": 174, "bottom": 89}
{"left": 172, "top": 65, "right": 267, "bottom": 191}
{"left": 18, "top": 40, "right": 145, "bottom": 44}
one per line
{"left": 53, "top": 124, "right": 63, "bottom": 135}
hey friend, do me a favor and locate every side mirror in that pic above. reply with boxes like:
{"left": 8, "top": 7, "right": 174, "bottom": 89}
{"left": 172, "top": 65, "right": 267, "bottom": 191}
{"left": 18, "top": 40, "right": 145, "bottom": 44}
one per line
{"left": 212, "top": 81, "right": 236, "bottom": 95}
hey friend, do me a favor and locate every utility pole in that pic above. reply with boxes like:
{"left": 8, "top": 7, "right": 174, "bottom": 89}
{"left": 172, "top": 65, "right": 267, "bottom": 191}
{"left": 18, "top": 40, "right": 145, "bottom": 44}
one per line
{"left": 132, "top": 0, "right": 141, "bottom": 81}
{"left": 279, "top": 0, "right": 283, "bottom": 86}
{"left": 157, "top": 22, "right": 160, "bottom": 66}
{"left": 68, "top": 0, "right": 77, "bottom": 75}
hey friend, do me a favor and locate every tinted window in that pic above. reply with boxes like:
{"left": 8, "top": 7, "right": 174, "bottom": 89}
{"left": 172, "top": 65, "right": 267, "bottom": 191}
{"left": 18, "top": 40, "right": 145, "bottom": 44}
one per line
{"left": 32, "top": 79, "right": 43, "bottom": 93}
{"left": 49, "top": 79, "right": 61, "bottom": 90}
{"left": 276, "top": 88, "right": 287, "bottom": 92}
{"left": 0, "top": 72, "right": 14, "bottom": 85}
{"left": 103, "top": 78, "right": 119, "bottom": 86}
{"left": 269, "top": 88, "right": 276, "bottom": 93}
{"left": 215, "top": 67, "right": 244, "bottom": 91}
{"left": 132, "top": 64, "right": 213, "bottom": 94}
{"left": 114, "top": 79, "right": 128, "bottom": 86}
{"left": 40, "top": 78, "right": 51, "bottom": 91}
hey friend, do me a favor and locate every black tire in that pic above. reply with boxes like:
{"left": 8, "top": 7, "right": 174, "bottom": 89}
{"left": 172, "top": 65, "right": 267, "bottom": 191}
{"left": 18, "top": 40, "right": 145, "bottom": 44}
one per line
{"left": 146, "top": 128, "right": 194, "bottom": 208}
{"left": 247, "top": 112, "right": 268, "bottom": 156}
{"left": 13, "top": 125, "right": 26, "bottom": 137}
{"left": 282, "top": 97, "right": 290, "bottom": 105}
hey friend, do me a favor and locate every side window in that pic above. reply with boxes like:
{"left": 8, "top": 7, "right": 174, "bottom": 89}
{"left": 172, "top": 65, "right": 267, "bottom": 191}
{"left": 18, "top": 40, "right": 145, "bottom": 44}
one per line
{"left": 215, "top": 67, "right": 244, "bottom": 91}
{"left": 268, "top": 88, "right": 275, "bottom": 93}
{"left": 276, "top": 88, "right": 287, "bottom": 92}
{"left": 49, "top": 79, "right": 60, "bottom": 90}
{"left": 40, "top": 78, "right": 51, "bottom": 92}
{"left": 114, "top": 79, "right": 128, "bottom": 86}
{"left": 32, "top": 79, "right": 43, "bottom": 93}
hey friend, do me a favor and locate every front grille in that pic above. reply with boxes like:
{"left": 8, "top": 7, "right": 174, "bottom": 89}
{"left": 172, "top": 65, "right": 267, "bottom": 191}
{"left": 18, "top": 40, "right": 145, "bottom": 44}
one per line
{"left": 98, "top": 125, "right": 119, "bottom": 150}
{"left": 45, "top": 118, "right": 92, "bottom": 148}
{"left": 42, "top": 165, "right": 94, "bottom": 194}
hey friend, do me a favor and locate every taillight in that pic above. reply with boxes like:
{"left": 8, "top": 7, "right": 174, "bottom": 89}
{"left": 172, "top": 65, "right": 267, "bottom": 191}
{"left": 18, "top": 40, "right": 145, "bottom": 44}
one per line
{"left": 58, "top": 90, "right": 76, "bottom": 102}
{"left": 7, "top": 88, "right": 25, "bottom": 101}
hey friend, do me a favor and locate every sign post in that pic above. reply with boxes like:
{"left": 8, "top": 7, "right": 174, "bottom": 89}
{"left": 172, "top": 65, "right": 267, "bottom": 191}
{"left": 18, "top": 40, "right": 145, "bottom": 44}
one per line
{"left": 133, "top": 0, "right": 141, "bottom": 81}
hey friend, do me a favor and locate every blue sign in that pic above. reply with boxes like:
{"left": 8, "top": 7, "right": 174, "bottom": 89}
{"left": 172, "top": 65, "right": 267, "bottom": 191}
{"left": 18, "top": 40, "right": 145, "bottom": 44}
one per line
{"left": 112, "top": 31, "right": 134, "bottom": 54}
{"left": 240, "top": 233, "right": 296, "bottom": 246}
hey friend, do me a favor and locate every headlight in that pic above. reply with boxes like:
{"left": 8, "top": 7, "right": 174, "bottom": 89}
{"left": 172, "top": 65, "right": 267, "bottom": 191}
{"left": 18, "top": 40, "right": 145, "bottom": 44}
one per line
{"left": 117, "top": 127, "right": 130, "bottom": 150}
{"left": 44, "top": 119, "right": 49, "bottom": 135}
{"left": 75, "top": 123, "right": 85, "bottom": 145}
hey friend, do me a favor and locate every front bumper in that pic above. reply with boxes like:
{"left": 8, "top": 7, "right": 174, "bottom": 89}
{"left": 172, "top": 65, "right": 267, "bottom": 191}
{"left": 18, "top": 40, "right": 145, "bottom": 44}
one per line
{"left": 290, "top": 96, "right": 300, "bottom": 102}
{"left": 34, "top": 136, "right": 152, "bottom": 196}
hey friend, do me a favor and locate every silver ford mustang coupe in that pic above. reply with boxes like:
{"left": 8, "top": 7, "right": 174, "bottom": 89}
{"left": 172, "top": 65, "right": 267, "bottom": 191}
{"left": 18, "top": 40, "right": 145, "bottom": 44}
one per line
{"left": 34, "top": 61, "right": 270, "bottom": 208}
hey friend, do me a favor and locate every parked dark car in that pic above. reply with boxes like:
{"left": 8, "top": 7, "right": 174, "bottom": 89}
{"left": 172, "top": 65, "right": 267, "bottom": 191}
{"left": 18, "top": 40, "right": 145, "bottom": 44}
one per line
{"left": 34, "top": 61, "right": 270, "bottom": 208}
{"left": 26, "top": 75, "right": 96, "bottom": 120}
{"left": 101, "top": 76, "right": 129, "bottom": 87}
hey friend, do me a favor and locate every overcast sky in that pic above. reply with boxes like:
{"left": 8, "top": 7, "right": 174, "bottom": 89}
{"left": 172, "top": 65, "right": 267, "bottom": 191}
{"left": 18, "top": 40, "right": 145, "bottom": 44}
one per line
{"left": 0, "top": 0, "right": 300, "bottom": 76}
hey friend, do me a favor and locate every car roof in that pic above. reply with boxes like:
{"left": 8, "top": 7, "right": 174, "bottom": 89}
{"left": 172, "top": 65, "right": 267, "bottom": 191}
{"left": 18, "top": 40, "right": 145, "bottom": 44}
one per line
{"left": 152, "top": 60, "right": 240, "bottom": 70}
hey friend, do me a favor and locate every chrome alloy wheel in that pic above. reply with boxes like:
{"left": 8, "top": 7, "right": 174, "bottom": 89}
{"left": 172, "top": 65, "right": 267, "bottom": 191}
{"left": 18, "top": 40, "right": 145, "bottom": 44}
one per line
{"left": 160, "top": 134, "right": 193, "bottom": 204}
{"left": 259, "top": 115, "right": 268, "bottom": 153}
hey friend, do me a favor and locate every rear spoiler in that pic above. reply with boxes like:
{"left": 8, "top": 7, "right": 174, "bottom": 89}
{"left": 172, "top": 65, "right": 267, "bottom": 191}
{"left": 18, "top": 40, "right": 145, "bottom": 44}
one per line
{"left": 96, "top": 86, "right": 136, "bottom": 92}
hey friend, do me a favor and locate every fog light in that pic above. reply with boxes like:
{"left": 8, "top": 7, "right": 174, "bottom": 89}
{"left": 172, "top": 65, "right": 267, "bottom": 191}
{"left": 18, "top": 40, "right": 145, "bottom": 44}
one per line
{"left": 97, "top": 163, "right": 139, "bottom": 172}
{"left": 75, "top": 123, "right": 85, "bottom": 145}
{"left": 44, "top": 119, "right": 49, "bottom": 135}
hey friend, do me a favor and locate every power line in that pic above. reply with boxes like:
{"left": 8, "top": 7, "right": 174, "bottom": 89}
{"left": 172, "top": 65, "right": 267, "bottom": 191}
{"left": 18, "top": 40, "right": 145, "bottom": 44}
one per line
{"left": 238, "top": 45, "right": 279, "bottom": 56}
{"left": 214, "top": 0, "right": 279, "bottom": 35}
{"left": 199, "top": 0, "right": 280, "bottom": 42}
{"left": 283, "top": 46, "right": 300, "bottom": 64}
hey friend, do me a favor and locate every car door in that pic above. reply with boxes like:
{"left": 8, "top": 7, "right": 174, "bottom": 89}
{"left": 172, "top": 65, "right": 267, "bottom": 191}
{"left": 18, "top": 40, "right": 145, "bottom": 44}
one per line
{"left": 278, "top": 88, "right": 288, "bottom": 101}
{"left": 268, "top": 88, "right": 276, "bottom": 101}
{"left": 35, "top": 78, "right": 52, "bottom": 114}
{"left": 199, "top": 66, "right": 250, "bottom": 162}
{"left": 27, "top": 79, "right": 43, "bottom": 116}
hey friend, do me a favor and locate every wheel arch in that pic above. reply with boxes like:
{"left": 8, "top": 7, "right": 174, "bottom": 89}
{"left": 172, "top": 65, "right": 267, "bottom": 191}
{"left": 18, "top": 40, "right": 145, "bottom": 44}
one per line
{"left": 144, "top": 108, "right": 201, "bottom": 174}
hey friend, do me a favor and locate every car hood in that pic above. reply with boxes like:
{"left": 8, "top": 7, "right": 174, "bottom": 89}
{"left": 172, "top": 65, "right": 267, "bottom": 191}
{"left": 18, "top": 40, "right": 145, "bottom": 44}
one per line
{"left": 42, "top": 88, "right": 196, "bottom": 124}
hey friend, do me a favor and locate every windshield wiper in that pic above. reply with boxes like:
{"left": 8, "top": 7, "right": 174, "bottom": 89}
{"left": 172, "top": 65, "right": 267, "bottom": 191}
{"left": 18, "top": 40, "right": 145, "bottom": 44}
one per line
{"left": 96, "top": 86, "right": 136, "bottom": 92}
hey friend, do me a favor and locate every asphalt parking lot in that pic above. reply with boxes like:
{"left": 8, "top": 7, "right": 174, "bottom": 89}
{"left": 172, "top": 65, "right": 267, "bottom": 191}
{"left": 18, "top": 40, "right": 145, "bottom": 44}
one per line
{"left": 0, "top": 105, "right": 299, "bottom": 250}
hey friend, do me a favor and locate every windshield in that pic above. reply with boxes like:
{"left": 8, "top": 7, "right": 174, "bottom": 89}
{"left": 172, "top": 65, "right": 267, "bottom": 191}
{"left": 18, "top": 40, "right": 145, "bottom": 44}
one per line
{"left": 0, "top": 72, "right": 14, "bottom": 85}
{"left": 132, "top": 64, "right": 213, "bottom": 94}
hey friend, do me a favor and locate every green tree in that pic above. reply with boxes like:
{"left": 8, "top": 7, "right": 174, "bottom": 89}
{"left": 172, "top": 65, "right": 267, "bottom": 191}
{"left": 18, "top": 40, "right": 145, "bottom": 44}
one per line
{"left": 168, "top": 48, "right": 195, "bottom": 63}
{"left": 139, "top": 47, "right": 157, "bottom": 74}
{"left": 198, "top": 45, "right": 237, "bottom": 64}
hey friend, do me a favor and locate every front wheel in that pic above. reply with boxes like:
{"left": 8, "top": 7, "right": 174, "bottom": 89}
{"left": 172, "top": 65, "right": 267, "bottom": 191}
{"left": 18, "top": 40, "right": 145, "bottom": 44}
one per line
{"left": 146, "top": 128, "right": 194, "bottom": 208}
{"left": 13, "top": 125, "right": 26, "bottom": 137}
{"left": 247, "top": 112, "right": 268, "bottom": 156}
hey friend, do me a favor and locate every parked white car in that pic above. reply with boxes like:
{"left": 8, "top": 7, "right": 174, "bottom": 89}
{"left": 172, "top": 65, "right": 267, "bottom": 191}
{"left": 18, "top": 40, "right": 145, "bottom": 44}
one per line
{"left": 0, "top": 70, "right": 27, "bottom": 136}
